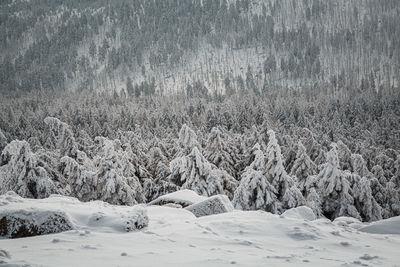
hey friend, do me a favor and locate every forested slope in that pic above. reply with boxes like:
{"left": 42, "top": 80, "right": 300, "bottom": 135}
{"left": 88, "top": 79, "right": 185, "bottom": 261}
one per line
{"left": 1, "top": 0, "right": 399, "bottom": 94}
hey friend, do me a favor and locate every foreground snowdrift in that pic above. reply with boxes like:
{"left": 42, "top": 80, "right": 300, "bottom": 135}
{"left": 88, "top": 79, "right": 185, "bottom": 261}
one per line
{"left": 0, "top": 191, "right": 148, "bottom": 239}
{"left": 0, "top": 193, "right": 399, "bottom": 266}
{"left": 359, "top": 216, "right": 400, "bottom": 235}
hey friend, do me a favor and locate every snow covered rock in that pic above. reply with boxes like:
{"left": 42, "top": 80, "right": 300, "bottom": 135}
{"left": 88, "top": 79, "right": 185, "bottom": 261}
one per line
{"left": 185, "top": 195, "right": 234, "bottom": 217}
{"left": 149, "top": 189, "right": 207, "bottom": 208}
{"left": 0, "top": 192, "right": 74, "bottom": 238}
{"left": 0, "top": 209, "right": 74, "bottom": 239}
{"left": 281, "top": 206, "right": 316, "bottom": 221}
{"left": 359, "top": 216, "right": 400, "bottom": 234}
{"left": 0, "top": 191, "right": 148, "bottom": 239}
{"left": 87, "top": 206, "right": 148, "bottom": 232}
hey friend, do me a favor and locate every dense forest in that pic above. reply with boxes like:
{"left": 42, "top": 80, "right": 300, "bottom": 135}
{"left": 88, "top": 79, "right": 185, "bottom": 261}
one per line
{"left": 0, "top": 0, "right": 399, "bottom": 223}
{"left": 1, "top": 0, "right": 399, "bottom": 94}
{"left": 1, "top": 84, "right": 399, "bottom": 222}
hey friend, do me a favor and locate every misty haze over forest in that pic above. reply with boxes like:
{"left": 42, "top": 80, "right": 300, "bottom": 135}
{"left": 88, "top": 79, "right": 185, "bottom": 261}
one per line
{"left": 1, "top": 0, "right": 399, "bottom": 94}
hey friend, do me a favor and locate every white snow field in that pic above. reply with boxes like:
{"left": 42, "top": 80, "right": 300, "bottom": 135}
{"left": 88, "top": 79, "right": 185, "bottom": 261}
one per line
{"left": 1, "top": 192, "right": 400, "bottom": 267}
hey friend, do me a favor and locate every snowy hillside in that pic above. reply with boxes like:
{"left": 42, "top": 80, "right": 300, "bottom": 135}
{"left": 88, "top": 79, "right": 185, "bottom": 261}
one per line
{"left": 1, "top": 192, "right": 400, "bottom": 267}
{"left": 1, "top": 0, "right": 399, "bottom": 94}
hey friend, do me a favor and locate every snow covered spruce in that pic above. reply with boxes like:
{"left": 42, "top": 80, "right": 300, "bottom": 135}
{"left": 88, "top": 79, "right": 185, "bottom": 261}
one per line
{"left": 1, "top": 119, "right": 399, "bottom": 224}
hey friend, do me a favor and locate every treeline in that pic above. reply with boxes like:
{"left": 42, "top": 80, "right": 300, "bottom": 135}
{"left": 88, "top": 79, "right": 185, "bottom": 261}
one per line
{"left": 0, "top": 87, "right": 399, "bottom": 222}
{"left": 1, "top": 0, "right": 399, "bottom": 93}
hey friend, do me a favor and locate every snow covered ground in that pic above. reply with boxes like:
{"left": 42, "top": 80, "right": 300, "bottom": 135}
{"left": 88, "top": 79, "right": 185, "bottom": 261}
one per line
{"left": 1, "top": 193, "right": 400, "bottom": 267}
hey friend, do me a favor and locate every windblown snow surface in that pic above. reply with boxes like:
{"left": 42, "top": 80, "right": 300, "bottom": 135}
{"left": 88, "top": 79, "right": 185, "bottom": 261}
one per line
{"left": 1, "top": 193, "right": 400, "bottom": 267}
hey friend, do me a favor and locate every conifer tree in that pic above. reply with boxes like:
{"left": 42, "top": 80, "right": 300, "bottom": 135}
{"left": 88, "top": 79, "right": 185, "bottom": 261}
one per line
{"left": 0, "top": 140, "right": 56, "bottom": 198}
{"left": 353, "top": 176, "right": 382, "bottom": 222}
{"left": 233, "top": 144, "right": 278, "bottom": 212}
{"left": 44, "top": 117, "right": 78, "bottom": 158}
{"left": 176, "top": 124, "right": 200, "bottom": 156}
{"left": 264, "top": 130, "right": 304, "bottom": 211}
{"left": 337, "top": 140, "right": 353, "bottom": 171}
{"left": 205, "top": 127, "right": 239, "bottom": 179}
{"left": 290, "top": 141, "right": 317, "bottom": 194}
{"left": 317, "top": 144, "right": 360, "bottom": 220}
{"left": 169, "top": 147, "right": 238, "bottom": 198}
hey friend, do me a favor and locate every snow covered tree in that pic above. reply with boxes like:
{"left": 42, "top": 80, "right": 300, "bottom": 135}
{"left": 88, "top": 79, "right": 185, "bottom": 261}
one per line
{"left": 60, "top": 137, "right": 146, "bottom": 206}
{"left": 264, "top": 130, "right": 304, "bottom": 211}
{"left": 385, "top": 181, "right": 400, "bottom": 217}
{"left": 142, "top": 177, "right": 179, "bottom": 202}
{"left": 371, "top": 165, "right": 387, "bottom": 185}
{"left": 282, "top": 184, "right": 306, "bottom": 211}
{"left": 44, "top": 117, "right": 78, "bottom": 158}
{"left": 233, "top": 168, "right": 278, "bottom": 212}
{"left": 369, "top": 165, "right": 391, "bottom": 218}
{"left": 282, "top": 137, "right": 298, "bottom": 175}
{"left": 75, "top": 129, "right": 94, "bottom": 157}
{"left": 290, "top": 141, "right": 317, "bottom": 194}
{"left": 317, "top": 144, "right": 360, "bottom": 220}
{"left": 0, "top": 140, "right": 56, "bottom": 198}
{"left": 0, "top": 128, "right": 7, "bottom": 152}
{"left": 353, "top": 176, "right": 382, "bottom": 222}
{"left": 235, "top": 141, "right": 263, "bottom": 177}
{"left": 60, "top": 156, "right": 94, "bottom": 201}
{"left": 93, "top": 157, "right": 145, "bottom": 205}
{"left": 351, "top": 154, "right": 371, "bottom": 178}
{"left": 375, "top": 153, "right": 395, "bottom": 179}
{"left": 91, "top": 137, "right": 146, "bottom": 205}
{"left": 27, "top": 136, "right": 42, "bottom": 151}
{"left": 305, "top": 183, "right": 323, "bottom": 217}
{"left": 390, "top": 155, "right": 400, "bottom": 187}
{"left": 93, "top": 136, "right": 151, "bottom": 183}
{"left": 204, "top": 127, "right": 239, "bottom": 179}
{"left": 300, "top": 128, "right": 321, "bottom": 161}
{"left": 143, "top": 142, "right": 177, "bottom": 201}
{"left": 233, "top": 144, "right": 278, "bottom": 212}
{"left": 314, "top": 147, "right": 327, "bottom": 167}
{"left": 117, "top": 130, "right": 150, "bottom": 168}
{"left": 176, "top": 124, "right": 200, "bottom": 156}
{"left": 147, "top": 146, "right": 170, "bottom": 180}
{"left": 337, "top": 140, "right": 352, "bottom": 171}
{"left": 169, "top": 147, "right": 238, "bottom": 198}
{"left": 243, "top": 125, "right": 266, "bottom": 150}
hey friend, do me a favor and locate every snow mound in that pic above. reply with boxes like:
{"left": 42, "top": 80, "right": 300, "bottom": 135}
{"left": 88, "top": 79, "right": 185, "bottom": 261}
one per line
{"left": 185, "top": 195, "right": 234, "bottom": 217}
{"left": 0, "top": 191, "right": 148, "bottom": 239}
{"left": 281, "top": 206, "right": 316, "bottom": 221}
{"left": 333, "top": 216, "right": 364, "bottom": 229}
{"left": 359, "top": 216, "right": 400, "bottom": 235}
{"left": 149, "top": 189, "right": 207, "bottom": 208}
